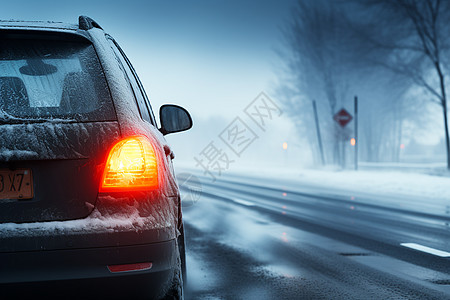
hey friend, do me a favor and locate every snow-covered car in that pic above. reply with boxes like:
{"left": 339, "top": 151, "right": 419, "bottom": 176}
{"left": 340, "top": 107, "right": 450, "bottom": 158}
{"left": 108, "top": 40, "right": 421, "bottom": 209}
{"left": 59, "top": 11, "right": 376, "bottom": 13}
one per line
{"left": 0, "top": 16, "right": 191, "bottom": 299}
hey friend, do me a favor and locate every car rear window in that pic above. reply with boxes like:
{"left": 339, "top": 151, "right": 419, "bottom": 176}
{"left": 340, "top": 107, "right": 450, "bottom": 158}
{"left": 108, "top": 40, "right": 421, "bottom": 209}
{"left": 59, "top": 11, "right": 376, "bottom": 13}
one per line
{"left": 0, "top": 36, "right": 116, "bottom": 122}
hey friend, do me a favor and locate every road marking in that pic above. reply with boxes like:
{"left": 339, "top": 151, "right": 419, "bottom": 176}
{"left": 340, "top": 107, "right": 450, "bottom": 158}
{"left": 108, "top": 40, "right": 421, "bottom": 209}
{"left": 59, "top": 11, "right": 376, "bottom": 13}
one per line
{"left": 232, "top": 198, "right": 255, "bottom": 207}
{"left": 401, "top": 243, "right": 450, "bottom": 257}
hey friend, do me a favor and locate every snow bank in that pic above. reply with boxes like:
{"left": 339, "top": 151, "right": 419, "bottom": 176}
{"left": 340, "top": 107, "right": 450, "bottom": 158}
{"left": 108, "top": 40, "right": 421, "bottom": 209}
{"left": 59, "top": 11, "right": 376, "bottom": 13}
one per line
{"left": 237, "top": 167, "right": 450, "bottom": 216}
{"left": 196, "top": 164, "right": 450, "bottom": 201}
{"left": 178, "top": 163, "right": 450, "bottom": 215}
{"left": 290, "top": 169, "right": 450, "bottom": 201}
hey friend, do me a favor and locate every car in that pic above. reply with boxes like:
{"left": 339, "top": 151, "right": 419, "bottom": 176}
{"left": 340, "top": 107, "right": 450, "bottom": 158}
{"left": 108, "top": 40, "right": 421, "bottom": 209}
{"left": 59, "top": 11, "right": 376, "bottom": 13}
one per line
{"left": 0, "top": 16, "right": 191, "bottom": 299}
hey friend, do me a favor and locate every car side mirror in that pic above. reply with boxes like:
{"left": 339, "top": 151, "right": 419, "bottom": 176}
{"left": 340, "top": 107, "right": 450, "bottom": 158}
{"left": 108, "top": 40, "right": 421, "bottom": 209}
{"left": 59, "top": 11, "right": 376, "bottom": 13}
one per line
{"left": 159, "top": 104, "right": 193, "bottom": 135}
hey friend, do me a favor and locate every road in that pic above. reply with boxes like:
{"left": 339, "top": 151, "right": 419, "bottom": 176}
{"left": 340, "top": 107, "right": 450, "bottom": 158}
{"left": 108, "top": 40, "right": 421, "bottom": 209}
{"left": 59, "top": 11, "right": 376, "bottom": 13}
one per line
{"left": 178, "top": 170, "right": 450, "bottom": 300}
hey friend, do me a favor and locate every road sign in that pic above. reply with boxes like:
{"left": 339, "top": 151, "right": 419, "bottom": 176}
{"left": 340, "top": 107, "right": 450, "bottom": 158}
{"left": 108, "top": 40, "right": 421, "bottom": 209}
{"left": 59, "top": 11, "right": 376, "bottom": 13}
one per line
{"left": 333, "top": 108, "right": 353, "bottom": 127}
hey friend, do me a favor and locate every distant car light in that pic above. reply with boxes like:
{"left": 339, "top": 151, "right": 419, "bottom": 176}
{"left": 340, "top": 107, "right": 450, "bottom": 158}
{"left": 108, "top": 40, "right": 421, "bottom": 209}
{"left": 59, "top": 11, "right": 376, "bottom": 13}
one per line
{"left": 100, "top": 136, "right": 158, "bottom": 192}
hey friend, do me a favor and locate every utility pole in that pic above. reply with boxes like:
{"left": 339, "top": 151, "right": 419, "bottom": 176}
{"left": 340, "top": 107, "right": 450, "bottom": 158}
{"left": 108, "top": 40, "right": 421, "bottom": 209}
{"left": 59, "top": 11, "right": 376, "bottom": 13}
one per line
{"left": 354, "top": 96, "right": 358, "bottom": 171}
{"left": 312, "top": 100, "right": 325, "bottom": 165}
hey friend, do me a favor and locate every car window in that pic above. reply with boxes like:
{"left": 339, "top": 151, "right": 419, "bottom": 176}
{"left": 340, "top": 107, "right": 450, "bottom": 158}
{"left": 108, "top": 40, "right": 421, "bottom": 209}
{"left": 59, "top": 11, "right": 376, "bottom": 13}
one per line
{"left": 107, "top": 38, "right": 155, "bottom": 125}
{"left": 119, "top": 46, "right": 157, "bottom": 125}
{"left": 0, "top": 38, "right": 116, "bottom": 122}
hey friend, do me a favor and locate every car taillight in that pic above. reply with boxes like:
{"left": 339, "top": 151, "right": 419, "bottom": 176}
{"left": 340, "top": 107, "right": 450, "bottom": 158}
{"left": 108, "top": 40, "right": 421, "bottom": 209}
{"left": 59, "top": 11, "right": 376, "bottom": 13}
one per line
{"left": 99, "top": 136, "right": 158, "bottom": 192}
{"left": 107, "top": 262, "right": 153, "bottom": 273}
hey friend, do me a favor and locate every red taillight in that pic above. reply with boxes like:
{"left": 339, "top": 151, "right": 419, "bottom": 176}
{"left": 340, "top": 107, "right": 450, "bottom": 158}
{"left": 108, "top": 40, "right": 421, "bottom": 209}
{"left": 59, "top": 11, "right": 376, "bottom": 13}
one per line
{"left": 107, "top": 262, "right": 153, "bottom": 273}
{"left": 99, "top": 136, "right": 158, "bottom": 192}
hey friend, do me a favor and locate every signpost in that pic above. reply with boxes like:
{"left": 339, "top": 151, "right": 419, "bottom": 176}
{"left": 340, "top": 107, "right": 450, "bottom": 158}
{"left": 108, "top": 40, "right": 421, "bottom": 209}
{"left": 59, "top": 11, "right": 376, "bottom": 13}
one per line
{"left": 334, "top": 107, "right": 357, "bottom": 170}
{"left": 312, "top": 100, "right": 325, "bottom": 165}
{"left": 354, "top": 96, "right": 358, "bottom": 170}
{"left": 333, "top": 108, "right": 353, "bottom": 128}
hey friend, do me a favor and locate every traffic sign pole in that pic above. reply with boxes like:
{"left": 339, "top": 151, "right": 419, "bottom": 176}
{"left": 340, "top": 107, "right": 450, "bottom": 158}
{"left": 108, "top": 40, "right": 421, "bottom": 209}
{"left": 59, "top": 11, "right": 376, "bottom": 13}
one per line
{"left": 333, "top": 107, "right": 354, "bottom": 169}
{"left": 354, "top": 96, "right": 358, "bottom": 171}
{"left": 312, "top": 100, "right": 325, "bottom": 165}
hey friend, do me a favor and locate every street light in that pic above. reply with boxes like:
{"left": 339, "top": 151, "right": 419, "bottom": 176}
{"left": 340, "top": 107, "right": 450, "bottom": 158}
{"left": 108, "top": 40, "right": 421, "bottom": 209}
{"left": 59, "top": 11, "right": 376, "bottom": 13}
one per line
{"left": 350, "top": 138, "right": 356, "bottom": 146}
{"left": 282, "top": 142, "right": 288, "bottom": 150}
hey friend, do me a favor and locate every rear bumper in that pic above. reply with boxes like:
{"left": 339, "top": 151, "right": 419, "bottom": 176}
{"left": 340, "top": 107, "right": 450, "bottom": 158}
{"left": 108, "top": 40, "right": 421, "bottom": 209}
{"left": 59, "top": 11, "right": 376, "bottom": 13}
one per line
{"left": 0, "top": 239, "right": 177, "bottom": 299}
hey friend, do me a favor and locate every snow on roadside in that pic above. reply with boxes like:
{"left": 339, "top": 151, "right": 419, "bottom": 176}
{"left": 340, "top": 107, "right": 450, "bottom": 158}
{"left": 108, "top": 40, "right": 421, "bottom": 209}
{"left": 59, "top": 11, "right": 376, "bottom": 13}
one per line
{"left": 292, "top": 169, "right": 450, "bottom": 202}
{"left": 226, "top": 167, "right": 450, "bottom": 215}
{"left": 176, "top": 162, "right": 450, "bottom": 213}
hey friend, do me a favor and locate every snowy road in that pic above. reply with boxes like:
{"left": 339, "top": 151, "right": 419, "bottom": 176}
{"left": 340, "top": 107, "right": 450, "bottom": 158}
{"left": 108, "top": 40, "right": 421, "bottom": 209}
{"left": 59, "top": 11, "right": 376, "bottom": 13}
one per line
{"left": 179, "top": 170, "right": 450, "bottom": 299}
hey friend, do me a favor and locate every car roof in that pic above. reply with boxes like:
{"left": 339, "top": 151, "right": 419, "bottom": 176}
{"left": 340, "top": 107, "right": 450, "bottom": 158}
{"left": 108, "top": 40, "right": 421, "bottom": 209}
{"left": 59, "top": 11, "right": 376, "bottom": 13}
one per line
{"left": 0, "top": 17, "right": 106, "bottom": 43}
{"left": 0, "top": 20, "right": 79, "bottom": 31}
{"left": 0, "top": 16, "right": 103, "bottom": 37}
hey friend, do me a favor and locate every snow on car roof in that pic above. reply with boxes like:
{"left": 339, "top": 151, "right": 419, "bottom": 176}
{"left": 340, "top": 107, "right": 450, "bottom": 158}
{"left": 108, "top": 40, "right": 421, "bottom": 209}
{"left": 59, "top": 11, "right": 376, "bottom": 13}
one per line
{"left": 0, "top": 20, "right": 79, "bottom": 31}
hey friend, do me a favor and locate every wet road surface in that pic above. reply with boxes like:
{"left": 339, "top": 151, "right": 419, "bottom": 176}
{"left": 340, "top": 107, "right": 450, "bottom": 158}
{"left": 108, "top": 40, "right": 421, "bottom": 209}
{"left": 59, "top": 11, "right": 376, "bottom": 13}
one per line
{"left": 179, "top": 171, "right": 450, "bottom": 299}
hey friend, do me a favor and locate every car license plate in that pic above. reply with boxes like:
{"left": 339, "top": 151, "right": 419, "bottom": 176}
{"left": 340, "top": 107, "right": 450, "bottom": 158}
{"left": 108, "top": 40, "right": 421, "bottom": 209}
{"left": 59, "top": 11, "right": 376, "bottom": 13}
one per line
{"left": 0, "top": 169, "right": 33, "bottom": 200}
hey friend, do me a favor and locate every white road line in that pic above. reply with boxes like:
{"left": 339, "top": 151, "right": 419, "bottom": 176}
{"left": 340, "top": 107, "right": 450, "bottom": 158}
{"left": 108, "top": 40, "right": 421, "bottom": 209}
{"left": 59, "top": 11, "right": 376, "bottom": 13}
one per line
{"left": 401, "top": 243, "right": 450, "bottom": 257}
{"left": 232, "top": 198, "right": 255, "bottom": 207}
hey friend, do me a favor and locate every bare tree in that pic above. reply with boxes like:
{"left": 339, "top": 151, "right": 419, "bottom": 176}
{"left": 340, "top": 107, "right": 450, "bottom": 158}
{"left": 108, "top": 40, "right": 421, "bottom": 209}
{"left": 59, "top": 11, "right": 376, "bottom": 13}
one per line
{"left": 277, "top": 0, "right": 415, "bottom": 166}
{"left": 355, "top": 0, "right": 450, "bottom": 169}
{"left": 278, "top": 0, "right": 358, "bottom": 165}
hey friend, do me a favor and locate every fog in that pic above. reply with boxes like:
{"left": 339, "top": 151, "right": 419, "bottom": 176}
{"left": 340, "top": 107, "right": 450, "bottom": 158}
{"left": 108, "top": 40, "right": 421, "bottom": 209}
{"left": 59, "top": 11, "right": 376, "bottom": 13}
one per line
{"left": 2, "top": 0, "right": 447, "bottom": 174}
{"left": 275, "top": 0, "right": 449, "bottom": 170}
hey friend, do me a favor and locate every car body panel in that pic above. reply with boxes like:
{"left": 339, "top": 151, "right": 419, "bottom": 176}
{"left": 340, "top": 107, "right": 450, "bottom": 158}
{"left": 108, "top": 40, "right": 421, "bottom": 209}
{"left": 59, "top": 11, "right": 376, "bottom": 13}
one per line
{"left": 0, "top": 240, "right": 176, "bottom": 299}
{"left": 0, "top": 122, "right": 121, "bottom": 223}
{"left": 0, "top": 20, "right": 185, "bottom": 298}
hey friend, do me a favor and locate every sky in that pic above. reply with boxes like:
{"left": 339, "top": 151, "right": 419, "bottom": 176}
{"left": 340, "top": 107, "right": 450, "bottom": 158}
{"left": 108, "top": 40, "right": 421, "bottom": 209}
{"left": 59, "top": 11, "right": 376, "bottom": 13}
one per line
{"left": 1, "top": 0, "right": 443, "bottom": 170}
{"left": 0, "top": 0, "right": 293, "bottom": 113}
{"left": 0, "top": 0, "right": 308, "bottom": 168}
